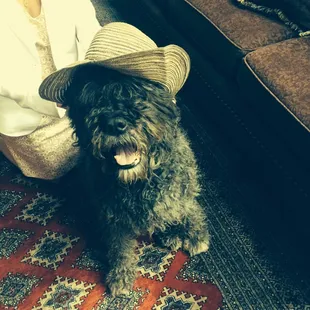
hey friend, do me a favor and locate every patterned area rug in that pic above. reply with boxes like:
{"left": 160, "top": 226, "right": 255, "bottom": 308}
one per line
{"left": 0, "top": 155, "right": 223, "bottom": 309}
{"left": 0, "top": 1, "right": 309, "bottom": 309}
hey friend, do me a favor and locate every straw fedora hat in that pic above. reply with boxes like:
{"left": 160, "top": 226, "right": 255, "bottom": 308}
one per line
{"left": 39, "top": 22, "right": 191, "bottom": 104}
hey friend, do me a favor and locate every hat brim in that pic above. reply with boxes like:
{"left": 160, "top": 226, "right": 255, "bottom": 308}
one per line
{"left": 39, "top": 45, "right": 190, "bottom": 104}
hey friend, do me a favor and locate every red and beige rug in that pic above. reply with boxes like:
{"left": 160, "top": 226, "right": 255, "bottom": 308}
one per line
{"left": 0, "top": 157, "right": 223, "bottom": 310}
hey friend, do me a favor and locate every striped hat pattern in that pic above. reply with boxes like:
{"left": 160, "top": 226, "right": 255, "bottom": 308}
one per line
{"left": 39, "top": 22, "right": 191, "bottom": 104}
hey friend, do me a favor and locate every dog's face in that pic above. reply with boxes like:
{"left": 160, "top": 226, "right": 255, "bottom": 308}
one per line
{"left": 65, "top": 66, "right": 180, "bottom": 183}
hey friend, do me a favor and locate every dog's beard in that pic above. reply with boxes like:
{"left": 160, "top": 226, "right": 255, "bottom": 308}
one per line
{"left": 91, "top": 129, "right": 150, "bottom": 183}
{"left": 117, "top": 156, "right": 148, "bottom": 183}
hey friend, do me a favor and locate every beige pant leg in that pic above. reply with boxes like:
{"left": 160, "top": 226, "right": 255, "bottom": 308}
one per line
{"left": 1, "top": 116, "right": 80, "bottom": 180}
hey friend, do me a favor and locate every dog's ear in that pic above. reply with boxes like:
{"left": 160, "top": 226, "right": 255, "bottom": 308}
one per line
{"left": 64, "top": 79, "right": 103, "bottom": 112}
{"left": 63, "top": 65, "right": 116, "bottom": 108}
{"left": 65, "top": 80, "right": 100, "bottom": 108}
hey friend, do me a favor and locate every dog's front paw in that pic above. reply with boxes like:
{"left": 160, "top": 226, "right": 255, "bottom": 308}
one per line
{"left": 167, "top": 237, "right": 183, "bottom": 251}
{"left": 155, "top": 235, "right": 183, "bottom": 251}
{"left": 183, "top": 236, "right": 210, "bottom": 256}
{"left": 106, "top": 268, "right": 137, "bottom": 297}
{"left": 108, "top": 281, "right": 131, "bottom": 297}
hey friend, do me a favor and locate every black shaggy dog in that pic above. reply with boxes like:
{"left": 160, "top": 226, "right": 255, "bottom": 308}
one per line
{"left": 64, "top": 65, "right": 210, "bottom": 296}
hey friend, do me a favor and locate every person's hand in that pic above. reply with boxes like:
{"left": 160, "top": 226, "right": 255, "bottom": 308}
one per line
{"left": 57, "top": 103, "right": 67, "bottom": 109}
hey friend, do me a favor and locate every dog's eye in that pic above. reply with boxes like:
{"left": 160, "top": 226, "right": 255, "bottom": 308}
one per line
{"left": 98, "top": 114, "right": 108, "bottom": 127}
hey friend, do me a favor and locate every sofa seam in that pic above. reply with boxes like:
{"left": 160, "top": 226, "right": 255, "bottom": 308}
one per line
{"left": 243, "top": 54, "right": 310, "bottom": 133}
{"left": 191, "top": 66, "right": 309, "bottom": 198}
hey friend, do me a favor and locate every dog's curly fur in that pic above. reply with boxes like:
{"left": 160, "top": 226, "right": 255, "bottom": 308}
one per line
{"left": 64, "top": 65, "right": 210, "bottom": 296}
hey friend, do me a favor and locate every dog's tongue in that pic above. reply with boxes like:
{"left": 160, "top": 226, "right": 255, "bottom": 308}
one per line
{"left": 114, "top": 146, "right": 140, "bottom": 166}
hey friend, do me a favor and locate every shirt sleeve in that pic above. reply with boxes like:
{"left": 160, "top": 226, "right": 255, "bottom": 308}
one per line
{"left": 0, "top": 21, "right": 63, "bottom": 118}
{"left": 0, "top": 75, "right": 62, "bottom": 118}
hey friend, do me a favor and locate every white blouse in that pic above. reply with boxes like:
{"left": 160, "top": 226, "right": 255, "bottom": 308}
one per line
{"left": 27, "top": 9, "right": 57, "bottom": 80}
{"left": 0, "top": 0, "right": 101, "bottom": 137}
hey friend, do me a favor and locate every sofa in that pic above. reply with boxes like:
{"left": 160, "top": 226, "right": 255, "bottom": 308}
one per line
{"left": 107, "top": 0, "right": 310, "bottom": 230}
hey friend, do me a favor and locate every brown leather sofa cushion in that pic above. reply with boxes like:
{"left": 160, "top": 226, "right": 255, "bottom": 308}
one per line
{"left": 187, "top": 0, "right": 294, "bottom": 49}
{"left": 236, "top": 0, "right": 310, "bottom": 30}
{"left": 244, "top": 37, "right": 310, "bottom": 130}
{"left": 237, "top": 37, "right": 310, "bottom": 158}
{"left": 154, "top": 0, "right": 295, "bottom": 75}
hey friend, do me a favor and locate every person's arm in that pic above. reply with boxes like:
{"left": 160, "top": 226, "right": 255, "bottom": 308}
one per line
{"left": 74, "top": 0, "right": 101, "bottom": 53}
{"left": 0, "top": 95, "right": 43, "bottom": 136}
{"left": 0, "top": 22, "right": 62, "bottom": 118}
{"left": 0, "top": 74, "right": 63, "bottom": 118}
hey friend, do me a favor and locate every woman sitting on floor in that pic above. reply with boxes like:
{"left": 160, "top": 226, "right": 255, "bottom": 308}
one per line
{"left": 0, "top": 0, "right": 100, "bottom": 179}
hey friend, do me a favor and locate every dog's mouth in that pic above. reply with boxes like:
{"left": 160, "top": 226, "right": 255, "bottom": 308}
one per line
{"left": 113, "top": 144, "right": 141, "bottom": 169}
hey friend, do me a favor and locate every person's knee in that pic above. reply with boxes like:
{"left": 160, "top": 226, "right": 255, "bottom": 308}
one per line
{"left": 0, "top": 137, "right": 18, "bottom": 166}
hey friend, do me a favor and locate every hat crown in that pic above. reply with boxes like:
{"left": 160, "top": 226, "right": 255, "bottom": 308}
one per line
{"left": 86, "top": 22, "right": 158, "bottom": 61}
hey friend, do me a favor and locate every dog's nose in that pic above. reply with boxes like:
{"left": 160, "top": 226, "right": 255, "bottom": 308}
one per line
{"left": 107, "top": 118, "right": 128, "bottom": 134}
